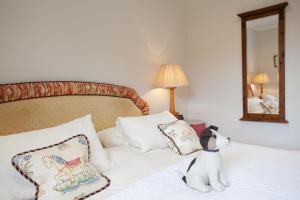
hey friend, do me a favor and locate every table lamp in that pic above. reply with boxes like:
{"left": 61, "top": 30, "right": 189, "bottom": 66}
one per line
{"left": 155, "top": 64, "right": 189, "bottom": 118}
{"left": 253, "top": 73, "right": 270, "bottom": 99}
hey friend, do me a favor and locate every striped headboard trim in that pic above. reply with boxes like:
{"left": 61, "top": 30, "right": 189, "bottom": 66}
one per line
{"left": 0, "top": 81, "right": 149, "bottom": 115}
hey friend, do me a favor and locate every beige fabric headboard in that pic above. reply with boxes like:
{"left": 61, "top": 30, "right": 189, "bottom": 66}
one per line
{"left": 0, "top": 81, "right": 149, "bottom": 136}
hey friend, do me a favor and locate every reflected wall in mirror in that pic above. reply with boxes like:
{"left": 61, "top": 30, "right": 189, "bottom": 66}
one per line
{"left": 238, "top": 2, "right": 288, "bottom": 123}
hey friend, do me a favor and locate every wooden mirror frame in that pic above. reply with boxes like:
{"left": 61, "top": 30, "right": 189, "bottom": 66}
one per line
{"left": 238, "top": 2, "right": 288, "bottom": 123}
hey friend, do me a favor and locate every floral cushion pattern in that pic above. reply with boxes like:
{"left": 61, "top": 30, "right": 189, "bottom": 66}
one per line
{"left": 0, "top": 81, "right": 149, "bottom": 115}
{"left": 158, "top": 120, "right": 201, "bottom": 155}
{"left": 11, "top": 134, "right": 110, "bottom": 200}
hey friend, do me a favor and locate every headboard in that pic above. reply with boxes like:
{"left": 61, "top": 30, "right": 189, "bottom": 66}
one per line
{"left": 0, "top": 81, "right": 149, "bottom": 136}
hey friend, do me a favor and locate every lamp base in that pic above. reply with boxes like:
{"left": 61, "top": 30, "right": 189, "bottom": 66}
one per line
{"left": 170, "top": 111, "right": 179, "bottom": 119}
{"left": 169, "top": 88, "right": 179, "bottom": 119}
{"left": 259, "top": 84, "right": 264, "bottom": 99}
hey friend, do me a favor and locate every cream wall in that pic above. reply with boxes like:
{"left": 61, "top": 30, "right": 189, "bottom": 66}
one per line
{"left": 0, "top": 0, "right": 186, "bottom": 114}
{"left": 185, "top": 0, "right": 300, "bottom": 150}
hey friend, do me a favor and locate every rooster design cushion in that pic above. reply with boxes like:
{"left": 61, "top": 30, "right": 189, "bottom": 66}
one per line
{"left": 11, "top": 134, "right": 110, "bottom": 200}
{"left": 158, "top": 120, "right": 201, "bottom": 155}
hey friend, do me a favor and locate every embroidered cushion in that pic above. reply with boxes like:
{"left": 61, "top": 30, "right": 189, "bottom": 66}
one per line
{"left": 158, "top": 120, "right": 201, "bottom": 155}
{"left": 11, "top": 134, "right": 110, "bottom": 200}
{"left": 261, "top": 100, "right": 279, "bottom": 114}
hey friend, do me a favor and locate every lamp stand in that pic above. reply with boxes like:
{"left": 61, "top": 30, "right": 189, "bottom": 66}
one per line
{"left": 259, "top": 84, "right": 264, "bottom": 99}
{"left": 169, "top": 87, "right": 179, "bottom": 118}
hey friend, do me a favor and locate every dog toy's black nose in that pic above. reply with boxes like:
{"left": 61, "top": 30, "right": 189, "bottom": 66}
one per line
{"left": 227, "top": 137, "right": 231, "bottom": 141}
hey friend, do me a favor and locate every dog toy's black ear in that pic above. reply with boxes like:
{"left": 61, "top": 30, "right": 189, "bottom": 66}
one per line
{"left": 200, "top": 135, "right": 209, "bottom": 149}
{"left": 208, "top": 125, "right": 218, "bottom": 131}
{"left": 199, "top": 128, "right": 212, "bottom": 149}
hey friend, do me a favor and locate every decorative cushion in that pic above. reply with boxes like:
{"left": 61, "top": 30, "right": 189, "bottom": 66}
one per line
{"left": 261, "top": 95, "right": 279, "bottom": 114}
{"left": 11, "top": 134, "right": 110, "bottom": 200}
{"left": 261, "top": 101, "right": 279, "bottom": 114}
{"left": 158, "top": 120, "right": 201, "bottom": 155}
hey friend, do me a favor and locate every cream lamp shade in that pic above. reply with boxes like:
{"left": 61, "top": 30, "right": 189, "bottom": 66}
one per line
{"left": 253, "top": 73, "right": 270, "bottom": 99}
{"left": 155, "top": 64, "right": 189, "bottom": 88}
{"left": 154, "top": 64, "right": 189, "bottom": 118}
{"left": 253, "top": 73, "right": 270, "bottom": 84}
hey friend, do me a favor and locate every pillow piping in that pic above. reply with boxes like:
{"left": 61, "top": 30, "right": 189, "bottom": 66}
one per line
{"left": 11, "top": 134, "right": 110, "bottom": 200}
{"left": 158, "top": 121, "right": 183, "bottom": 155}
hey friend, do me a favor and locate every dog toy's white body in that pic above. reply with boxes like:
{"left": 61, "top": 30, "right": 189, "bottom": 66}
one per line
{"left": 185, "top": 151, "right": 229, "bottom": 192}
{"left": 183, "top": 126, "right": 231, "bottom": 192}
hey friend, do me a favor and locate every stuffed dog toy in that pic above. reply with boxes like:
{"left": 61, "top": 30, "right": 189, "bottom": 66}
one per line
{"left": 182, "top": 125, "right": 231, "bottom": 192}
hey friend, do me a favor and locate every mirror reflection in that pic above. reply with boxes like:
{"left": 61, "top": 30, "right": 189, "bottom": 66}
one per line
{"left": 246, "top": 15, "right": 279, "bottom": 115}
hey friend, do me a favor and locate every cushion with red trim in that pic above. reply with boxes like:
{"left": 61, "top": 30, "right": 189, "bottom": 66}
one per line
{"left": 11, "top": 134, "right": 110, "bottom": 200}
{"left": 158, "top": 120, "right": 201, "bottom": 155}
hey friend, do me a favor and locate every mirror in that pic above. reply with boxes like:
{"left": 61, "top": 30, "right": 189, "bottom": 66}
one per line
{"left": 238, "top": 2, "right": 288, "bottom": 123}
{"left": 247, "top": 15, "right": 279, "bottom": 114}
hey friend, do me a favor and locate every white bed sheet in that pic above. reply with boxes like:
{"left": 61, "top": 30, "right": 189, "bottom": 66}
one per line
{"left": 105, "top": 142, "right": 300, "bottom": 200}
{"left": 89, "top": 146, "right": 199, "bottom": 199}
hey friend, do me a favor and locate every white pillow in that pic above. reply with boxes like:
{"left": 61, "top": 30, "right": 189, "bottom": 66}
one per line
{"left": 263, "top": 94, "right": 279, "bottom": 103}
{"left": 97, "top": 127, "right": 128, "bottom": 148}
{"left": 248, "top": 97, "right": 264, "bottom": 113}
{"left": 117, "top": 111, "right": 177, "bottom": 152}
{"left": 0, "top": 164, "right": 35, "bottom": 200}
{"left": 0, "top": 115, "right": 110, "bottom": 200}
{"left": 158, "top": 120, "right": 201, "bottom": 155}
{"left": 11, "top": 134, "right": 110, "bottom": 200}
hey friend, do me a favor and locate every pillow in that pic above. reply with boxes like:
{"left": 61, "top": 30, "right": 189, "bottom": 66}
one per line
{"left": 0, "top": 115, "right": 110, "bottom": 200}
{"left": 247, "top": 97, "right": 264, "bottom": 113}
{"left": 0, "top": 164, "right": 35, "bottom": 200}
{"left": 158, "top": 120, "right": 201, "bottom": 155}
{"left": 97, "top": 127, "right": 128, "bottom": 148}
{"left": 263, "top": 94, "right": 279, "bottom": 103}
{"left": 117, "top": 111, "right": 177, "bottom": 152}
{"left": 12, "top": 134, "right": 110, "bottom": 200}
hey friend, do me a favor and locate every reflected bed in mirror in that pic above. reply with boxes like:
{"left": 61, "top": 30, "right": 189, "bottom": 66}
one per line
{"left": 238, "top": 2, "right": 288, "bottom": 123}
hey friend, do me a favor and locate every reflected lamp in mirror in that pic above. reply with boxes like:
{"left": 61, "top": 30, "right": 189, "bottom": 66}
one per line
{"left": 253, "top": 73, "right": 270, "bottom": 99}
{"left": 154, "top": 64, "right": 189, "bottom": 118}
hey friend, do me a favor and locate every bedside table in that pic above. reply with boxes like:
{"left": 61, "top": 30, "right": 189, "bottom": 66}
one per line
{"left": 186, "top": 119, "right": 206, "bottom": 136}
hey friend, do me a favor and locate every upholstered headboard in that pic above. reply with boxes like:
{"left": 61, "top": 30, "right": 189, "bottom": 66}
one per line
{"left": 0, "top": 81, "right": 149, "bottom": 136}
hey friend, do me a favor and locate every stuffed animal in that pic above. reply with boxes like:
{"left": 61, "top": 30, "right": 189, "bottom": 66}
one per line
{"left": 182, "top": 125, "right": 231, "bottom": 192}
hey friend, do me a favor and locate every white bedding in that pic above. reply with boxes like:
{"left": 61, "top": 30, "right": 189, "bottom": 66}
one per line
{"left": 88, "top": 146, "right": 199, "bottom": 199}
{"left": 106, "top": 143, "right": 300, "bottom": 200}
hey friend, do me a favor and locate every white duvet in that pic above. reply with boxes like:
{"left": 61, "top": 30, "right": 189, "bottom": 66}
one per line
{"left": 107, "top": 142, "right": 300, "bottom": 200}
{"left": 88, "top": 146, "right": 198, "bottom": 199}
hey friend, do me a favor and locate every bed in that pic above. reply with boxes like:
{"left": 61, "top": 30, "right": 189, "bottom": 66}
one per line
{"left": 103, "top": 143, "right": 300, "bottom": 200}
{"left": 96, "top": 146, "right": 198, "bottom": 199}
{"left": 1, "top": 81, "right": 299, "bottom": 200}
